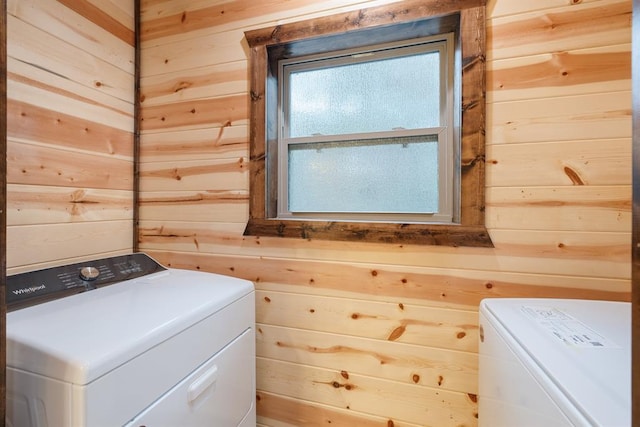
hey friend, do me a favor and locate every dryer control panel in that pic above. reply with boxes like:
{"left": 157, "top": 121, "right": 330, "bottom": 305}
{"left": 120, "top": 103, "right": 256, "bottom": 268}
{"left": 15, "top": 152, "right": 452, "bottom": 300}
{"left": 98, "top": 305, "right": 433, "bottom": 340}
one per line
{"left": 6, "top": 253, "right": 166, "bottom": 311}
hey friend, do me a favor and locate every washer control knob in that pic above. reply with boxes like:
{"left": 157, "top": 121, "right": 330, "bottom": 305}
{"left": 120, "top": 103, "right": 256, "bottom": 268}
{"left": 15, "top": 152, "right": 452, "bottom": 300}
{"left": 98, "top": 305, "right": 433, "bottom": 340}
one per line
{"left": 79, "top": 266, "right": 100, "bottom": 281}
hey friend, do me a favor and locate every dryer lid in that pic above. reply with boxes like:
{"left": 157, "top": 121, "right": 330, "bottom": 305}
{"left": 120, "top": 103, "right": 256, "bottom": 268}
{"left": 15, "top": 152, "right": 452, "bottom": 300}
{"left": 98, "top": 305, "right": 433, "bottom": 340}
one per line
{"left": 7, "top": 267, "right": 254, "bottom": 385}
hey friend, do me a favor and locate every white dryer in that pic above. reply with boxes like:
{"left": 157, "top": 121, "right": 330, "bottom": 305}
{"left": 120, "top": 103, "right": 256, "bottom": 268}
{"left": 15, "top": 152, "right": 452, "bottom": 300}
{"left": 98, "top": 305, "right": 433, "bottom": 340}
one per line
{"left": 478, "top": 298, "right": 630, "bottom": 427}
{"left": 6, "top": 253, "right": 255, "bottom": 427}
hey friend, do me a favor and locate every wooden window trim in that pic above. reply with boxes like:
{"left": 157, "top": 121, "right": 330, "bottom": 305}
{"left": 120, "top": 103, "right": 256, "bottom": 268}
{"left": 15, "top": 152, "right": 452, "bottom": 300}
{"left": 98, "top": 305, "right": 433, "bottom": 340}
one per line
{"left": 244, "top": 0, "right": 493, "bottom": 248}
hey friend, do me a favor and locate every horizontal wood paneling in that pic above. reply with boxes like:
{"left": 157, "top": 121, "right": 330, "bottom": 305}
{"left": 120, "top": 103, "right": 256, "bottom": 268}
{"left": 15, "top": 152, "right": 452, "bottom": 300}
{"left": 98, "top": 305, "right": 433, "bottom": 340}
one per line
{"left": 8, "top": 56, "right": 134, "bottom": 126}
{"left": 487, "top": 0, "right": 630, "bottom": 61}
{"left": 140, "top": 94, "right": 248, "bottom": 132}
{"left": 86, "top": 0, "right": 135, "bottom": 31}
{"left": 256, "top": 390, "right": 424, "bottom": 427}
{"left": 140, "top": 0, "right": 403, "bottom": 44}
{"left": 488, "top": 0, "right": 601, "bottom": 18}
{"left": 7, "top": 184, "right": 132, "bottom": 225}
{"left": 7, "top": 220, "right": 132, "bottom": 269}
{"left": 256, "top": 290, "right": 479, "bottom": 352}
{"left": 486, "top": 186, "right": 631, "bottom": 232}
{"left": 140, "top": 60, "right": 247, "bottom": 107}
{"left": 11, "top": 0, "right": 134, "bottom": 69}
{"left": 488, "top": 44, "right": 631, "bottom": 102}
{"left": 258, "top": 324, "right": 478, "bottom": 393}
{"left": 57, "top": 0, "right": 135, "bottom": 46}
{"left": 6, "top": 0, "right": 135, "bottom": 271}
{"left": 138, "top": 125, "right": 248, "bottom": 162}
{"left": 139, "top": 222, "right": 629, "bottom": 280}
{"left": 139, "top": 0, "right": 632, "bottom": 425}
{"left": 147, "top": 251, "right": 630, "bottom": 308}
{"left": 257, "top": 357, "right": 478, "bottom": 426}
{"left": 7, "top": 142, "right": 133, "bottom": 190}
{"left": 139, "top": 157, "right": 247, "bottom": 191}
{"left": 6, "top": 249, "right": 134, "bottom": 276}
{"left": 138, "top": 190, "right": 248, "bottom": 221}
{"left": 8, "top": 100, "right": 133, "bottom": 157}
{"left": 8, "top": 14, "right": 133, "bottom": 103}
{"left": 487, "top": 91, "right": 631, "bottom": 144}
{"left": 487, "top": 139, "right": 631, "bottom": 186}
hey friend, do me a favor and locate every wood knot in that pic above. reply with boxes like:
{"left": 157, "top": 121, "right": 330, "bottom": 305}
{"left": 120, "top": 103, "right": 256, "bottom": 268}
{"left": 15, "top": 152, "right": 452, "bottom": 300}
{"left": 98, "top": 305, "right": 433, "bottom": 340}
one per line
{"left": 564, "top": 166, "right": 585, "bottom": 185}
{"left": 387, "top": 325, "right": 406, "bottom": 341}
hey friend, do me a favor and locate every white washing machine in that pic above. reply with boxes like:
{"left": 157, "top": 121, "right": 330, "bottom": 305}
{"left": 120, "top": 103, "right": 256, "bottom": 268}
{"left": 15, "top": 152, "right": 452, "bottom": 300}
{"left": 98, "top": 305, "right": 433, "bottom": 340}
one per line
{"left": 478, "top": 298, "right": 630, "bottom": 427}
{"left": 6, "top": 253, "right": 256, "bottom": 427}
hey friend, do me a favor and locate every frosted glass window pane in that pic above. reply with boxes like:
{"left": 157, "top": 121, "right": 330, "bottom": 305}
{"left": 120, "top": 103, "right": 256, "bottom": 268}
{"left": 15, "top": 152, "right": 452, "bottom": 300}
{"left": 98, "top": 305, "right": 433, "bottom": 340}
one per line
{"left": 287, "top": 52, "right": 440, "bottom": 137}
{"left": 288, "top": 137, "right": 439, "bottom": 213}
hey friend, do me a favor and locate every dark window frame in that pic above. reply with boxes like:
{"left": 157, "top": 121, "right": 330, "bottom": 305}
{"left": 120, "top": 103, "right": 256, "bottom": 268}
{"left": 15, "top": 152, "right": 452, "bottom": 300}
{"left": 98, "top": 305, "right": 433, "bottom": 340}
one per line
{"left": 244, "top": 0, "right": 493, "bottom": 248}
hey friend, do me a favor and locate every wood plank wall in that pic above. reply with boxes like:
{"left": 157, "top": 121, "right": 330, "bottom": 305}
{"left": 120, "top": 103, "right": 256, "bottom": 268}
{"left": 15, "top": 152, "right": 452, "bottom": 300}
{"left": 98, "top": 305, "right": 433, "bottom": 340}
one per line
{"left": 5, "top": 0, "right": 136, "bottom": 274}
{"left": 136, "top": 0, "right": 633, "bottom": 426}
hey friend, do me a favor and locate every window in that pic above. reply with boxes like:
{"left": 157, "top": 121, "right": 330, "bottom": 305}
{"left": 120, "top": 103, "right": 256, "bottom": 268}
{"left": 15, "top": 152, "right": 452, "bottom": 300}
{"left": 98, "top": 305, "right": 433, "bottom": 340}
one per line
{"left": 281, "top": 35, "right": 455, "bottom": 223}
{"left": 244, "top": 0, "right": 492, "bottom": 247}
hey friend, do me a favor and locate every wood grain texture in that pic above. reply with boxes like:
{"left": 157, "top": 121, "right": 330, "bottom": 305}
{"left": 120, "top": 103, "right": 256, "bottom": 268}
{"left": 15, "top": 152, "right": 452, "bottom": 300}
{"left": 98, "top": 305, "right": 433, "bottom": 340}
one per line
{"left": 11, "top": 0, "right": 135, "bottom": 70}
{"left": 257, "top": 357, "right": 478, "bottom": 426}
{"left": 6, "top": 0, "right": 135, "bottom": 270}
{"left": 138, "top": 125, "right": 248, "bottom": 162}
{"left": 488, "top": 0, "right": 630, "bottom": 61}
{"left": 487, "top": 91, "right": 631, "bottom": 144}
{"left": 138, "top": 157, "right": 247, "bottom": 191}
{"left": 7, "top": 142, "right": 133, "bottom": 190}
{"left": 139, "top": 221, "right": 629, "bottom": 279}
{"left": 8, "top": 14, "right": 134, "bottom": 103}
{"left": 137, "top": 0, "right": 633, "bottom": 425}
{"left": 7, "top": 101, "right": 133, "bottom": 158}
{"left": 8, "top": 56, "right": 134, "bottom": 126}
{"left": 138, "top": 190, "right": 248, "bottom": 222}
{"left": 487, "top": 139, "right": 631, "bottom": 186}
{"left": 7, "top": 184, "right": 133, "bottom": 225}
{"left": 257, "top": 390, "right": 424, "bottom": 427}
{"left": 140, "top": 60, "right": 247, "bottom": 107}
{"left": 488, "top": 44, "right": 631, "bottom": 100}
{"left": 147, "top": 251, "right": 630, "bottom": 308}
{"left": 256, "top": 290, "right": 479, "bottom": 352}
{"left": 258, "top": 324, "right": 478, "bottom": 393}
{"left": 7, "top": 221, "right": 133, "bottom": 269}
{"left": 57, "top": 0, "right": 135, "bottom": 45}
{"left": 486, "top": 185, "right": 631, "bottom": 232}
{"left": 140, "top": 94, "right": 248, "bottom": 131}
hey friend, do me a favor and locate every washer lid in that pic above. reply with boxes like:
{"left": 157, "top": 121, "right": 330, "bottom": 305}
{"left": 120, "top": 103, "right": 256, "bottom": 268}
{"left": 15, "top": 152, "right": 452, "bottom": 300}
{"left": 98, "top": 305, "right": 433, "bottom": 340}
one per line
{"left": 7, "top": 268, "right": 254, "bottom": 385}
{"left": 480, "top": 298, "right": 630, "bottom": 427}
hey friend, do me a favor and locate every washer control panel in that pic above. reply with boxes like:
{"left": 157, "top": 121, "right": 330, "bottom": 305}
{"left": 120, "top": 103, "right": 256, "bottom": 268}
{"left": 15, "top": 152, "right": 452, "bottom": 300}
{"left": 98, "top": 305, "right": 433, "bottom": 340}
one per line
{"left": 6, "top": 253, "right": 167, "bottom": 311}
